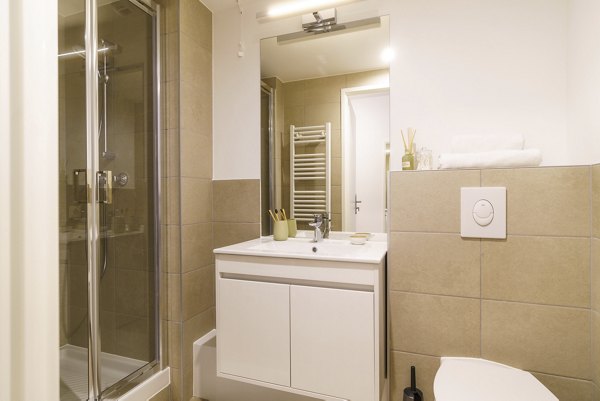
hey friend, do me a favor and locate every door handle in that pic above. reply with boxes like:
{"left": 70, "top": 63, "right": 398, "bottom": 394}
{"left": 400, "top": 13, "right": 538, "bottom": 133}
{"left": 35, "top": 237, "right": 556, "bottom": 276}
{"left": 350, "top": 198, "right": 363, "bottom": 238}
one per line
{"left": 73, "top": 169, "right": 88, "bottom": 204}
{"left": 97, "top": 170, "right": 113, "bottom": 204}
{"left": 354, "top": 194, "right": 362, "bottom": 215}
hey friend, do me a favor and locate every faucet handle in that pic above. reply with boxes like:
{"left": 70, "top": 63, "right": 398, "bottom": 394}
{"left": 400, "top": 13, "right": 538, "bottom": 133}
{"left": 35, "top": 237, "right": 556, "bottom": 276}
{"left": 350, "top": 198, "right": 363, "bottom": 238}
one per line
{"left": 309, "top": 214, "right": 323, "bottom": 228}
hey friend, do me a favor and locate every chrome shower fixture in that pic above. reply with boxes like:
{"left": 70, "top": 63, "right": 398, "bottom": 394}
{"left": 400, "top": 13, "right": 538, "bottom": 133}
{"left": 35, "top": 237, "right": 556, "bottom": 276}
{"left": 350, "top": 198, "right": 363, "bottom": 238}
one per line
{"left": 57, "top": 39, "right": 118, "bottom": 59}
{"left": 302, "top": 8, "right": 337, "bottom": 33}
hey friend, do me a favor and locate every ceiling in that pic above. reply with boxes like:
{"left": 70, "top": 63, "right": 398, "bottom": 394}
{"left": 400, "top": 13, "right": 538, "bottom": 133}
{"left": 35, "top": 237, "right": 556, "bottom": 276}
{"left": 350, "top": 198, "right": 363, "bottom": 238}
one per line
{"left": 261, "top": 15, "right": 389, "bottom": 82}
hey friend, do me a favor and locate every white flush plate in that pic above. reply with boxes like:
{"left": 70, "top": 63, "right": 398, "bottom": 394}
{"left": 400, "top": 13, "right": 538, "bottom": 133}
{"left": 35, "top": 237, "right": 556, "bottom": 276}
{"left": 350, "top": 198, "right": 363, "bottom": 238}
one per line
{"left": 461, "top": 187, "right": 506, "bottom": 239}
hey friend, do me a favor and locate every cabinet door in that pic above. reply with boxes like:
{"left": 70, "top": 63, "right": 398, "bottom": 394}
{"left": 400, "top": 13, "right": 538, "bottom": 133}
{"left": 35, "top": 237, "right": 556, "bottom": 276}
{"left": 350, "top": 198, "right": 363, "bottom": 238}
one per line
{"left": 218, "top": 278, "right": 290, "bottom": 386}
{"left": 290, "top": 285, "right": 375, "bottom": 401}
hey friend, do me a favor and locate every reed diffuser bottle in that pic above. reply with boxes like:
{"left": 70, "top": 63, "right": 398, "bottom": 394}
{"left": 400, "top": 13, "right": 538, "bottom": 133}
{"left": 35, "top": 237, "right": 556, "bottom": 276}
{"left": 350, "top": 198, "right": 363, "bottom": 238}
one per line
{"left": 401, "top": 128, "right": 417, "bottom": 170}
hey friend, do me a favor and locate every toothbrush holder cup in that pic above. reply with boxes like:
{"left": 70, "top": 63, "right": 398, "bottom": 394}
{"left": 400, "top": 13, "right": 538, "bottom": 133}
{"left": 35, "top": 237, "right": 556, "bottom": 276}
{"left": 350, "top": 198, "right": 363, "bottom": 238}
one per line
{"left": 273, "top": 220, "right": 289, "bottom": 241}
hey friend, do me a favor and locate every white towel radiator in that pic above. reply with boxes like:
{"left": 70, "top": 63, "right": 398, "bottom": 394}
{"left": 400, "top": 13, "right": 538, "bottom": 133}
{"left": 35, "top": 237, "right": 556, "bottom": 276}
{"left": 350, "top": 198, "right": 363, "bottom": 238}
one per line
{"left": 290, "top": 123, "right": 331, "bottom": 222}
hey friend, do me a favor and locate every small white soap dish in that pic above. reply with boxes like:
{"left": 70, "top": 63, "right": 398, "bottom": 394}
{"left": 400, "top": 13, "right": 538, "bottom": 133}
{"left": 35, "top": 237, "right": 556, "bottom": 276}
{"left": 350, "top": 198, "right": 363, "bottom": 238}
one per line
{"left": 350, "top": 235, "right": 367, "bottom": 245}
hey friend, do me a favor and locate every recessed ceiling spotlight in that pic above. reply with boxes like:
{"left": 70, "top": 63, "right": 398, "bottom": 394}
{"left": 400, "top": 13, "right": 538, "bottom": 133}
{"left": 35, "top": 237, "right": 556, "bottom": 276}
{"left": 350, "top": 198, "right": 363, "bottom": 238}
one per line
{"left": 257, "top": 0, "right": 364, "bottom": 21}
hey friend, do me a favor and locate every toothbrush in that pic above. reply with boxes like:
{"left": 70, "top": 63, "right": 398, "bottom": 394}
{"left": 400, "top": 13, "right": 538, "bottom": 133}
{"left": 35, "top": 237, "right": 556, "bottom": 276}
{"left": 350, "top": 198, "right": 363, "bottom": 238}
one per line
{"left": 268, "top": 210, "right": 277, "bottom": 222}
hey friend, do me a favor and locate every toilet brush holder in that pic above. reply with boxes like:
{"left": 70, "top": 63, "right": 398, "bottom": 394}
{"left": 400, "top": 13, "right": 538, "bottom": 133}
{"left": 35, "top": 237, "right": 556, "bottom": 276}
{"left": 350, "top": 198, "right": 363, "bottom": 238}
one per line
{"left": 403, "top": 366, "right": 424, "bottom": 401}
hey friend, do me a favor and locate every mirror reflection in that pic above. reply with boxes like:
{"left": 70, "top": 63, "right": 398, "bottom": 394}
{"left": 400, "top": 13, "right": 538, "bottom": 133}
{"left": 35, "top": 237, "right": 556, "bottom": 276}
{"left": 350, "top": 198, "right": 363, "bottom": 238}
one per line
{"left": 260, "top": 16, "right": 390, "bottom": 236}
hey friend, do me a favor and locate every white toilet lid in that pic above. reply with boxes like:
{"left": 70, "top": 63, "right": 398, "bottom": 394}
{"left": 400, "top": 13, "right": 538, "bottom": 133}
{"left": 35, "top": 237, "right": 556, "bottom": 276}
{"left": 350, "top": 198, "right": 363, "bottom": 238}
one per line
{"left": 434, "top": 357, "right": 558, "bottom": 401}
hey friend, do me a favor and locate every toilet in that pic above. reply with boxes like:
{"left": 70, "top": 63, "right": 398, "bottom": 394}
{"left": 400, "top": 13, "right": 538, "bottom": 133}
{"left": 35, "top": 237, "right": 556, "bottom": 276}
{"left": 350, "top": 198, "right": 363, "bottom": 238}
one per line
{"left": 434, "top": 357, "right": 558, "bottom": 401}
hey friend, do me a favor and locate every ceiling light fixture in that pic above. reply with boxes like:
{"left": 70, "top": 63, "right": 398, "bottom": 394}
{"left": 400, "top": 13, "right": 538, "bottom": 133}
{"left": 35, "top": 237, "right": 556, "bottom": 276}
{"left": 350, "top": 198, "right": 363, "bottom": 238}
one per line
{"left": 380, "top": 47, "right": 395, "bottom": 63}
{"left": 257, "top": 0, "right": 364, "bottom": 22}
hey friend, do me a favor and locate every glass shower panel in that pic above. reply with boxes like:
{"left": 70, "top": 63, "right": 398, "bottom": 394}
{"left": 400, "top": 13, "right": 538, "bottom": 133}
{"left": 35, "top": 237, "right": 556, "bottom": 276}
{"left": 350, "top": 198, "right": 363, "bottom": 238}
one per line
{"left": 96, "top": 0, "right": 157, "bottom": 393}
{"left": 58, "top": 1, "right": 89, "bottom": 400}
{"left": 58, "top": 0, "right": 159, "bottom": 399}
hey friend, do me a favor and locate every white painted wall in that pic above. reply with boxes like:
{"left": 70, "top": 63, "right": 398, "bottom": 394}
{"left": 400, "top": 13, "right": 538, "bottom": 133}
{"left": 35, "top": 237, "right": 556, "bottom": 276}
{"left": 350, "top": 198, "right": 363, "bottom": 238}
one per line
{"left": 0, "top": 0, "right": 10, "bottom": 398}
{"left": 0, "top": 0, "right": 59, "bottom": 400}
{"left": 390, "top": 0, "right": 571, "bottom": 169}
{"left": 212, "top": 0, "right": 600, "bottom": 178}
{"left": 567, "top": 0, "right": 600, "bottom": 165}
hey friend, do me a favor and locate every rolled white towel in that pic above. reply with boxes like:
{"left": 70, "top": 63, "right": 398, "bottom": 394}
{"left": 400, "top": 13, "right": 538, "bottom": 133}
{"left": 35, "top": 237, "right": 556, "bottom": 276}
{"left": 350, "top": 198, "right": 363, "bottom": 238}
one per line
{"left": 438, "top": 149, "right": 542, "bottom": 170}
{"left": 451, "top": 135, "right": 524, "bottom": 153}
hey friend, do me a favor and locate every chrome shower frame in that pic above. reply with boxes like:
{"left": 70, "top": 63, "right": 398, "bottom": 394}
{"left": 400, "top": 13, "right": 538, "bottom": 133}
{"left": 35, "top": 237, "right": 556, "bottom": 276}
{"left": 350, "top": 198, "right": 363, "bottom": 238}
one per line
{"left": 83, "top": 0, "right": 163, "bottom": 399}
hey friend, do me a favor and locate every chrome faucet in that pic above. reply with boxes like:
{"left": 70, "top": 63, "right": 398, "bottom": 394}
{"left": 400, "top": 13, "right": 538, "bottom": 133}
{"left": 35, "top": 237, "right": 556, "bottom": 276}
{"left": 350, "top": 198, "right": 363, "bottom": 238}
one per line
{"left": 309, "top": 214, "right": 323, "bottom": 242}
{"left": 322, "top": 212, "right": 331, "bottom": 239}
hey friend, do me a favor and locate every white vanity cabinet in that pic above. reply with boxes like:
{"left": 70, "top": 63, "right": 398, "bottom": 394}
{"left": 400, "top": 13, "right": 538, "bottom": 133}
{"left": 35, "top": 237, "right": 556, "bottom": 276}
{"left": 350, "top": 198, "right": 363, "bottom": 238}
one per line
{"left": 214, "top": 238, "right": 387, "bottom": 401}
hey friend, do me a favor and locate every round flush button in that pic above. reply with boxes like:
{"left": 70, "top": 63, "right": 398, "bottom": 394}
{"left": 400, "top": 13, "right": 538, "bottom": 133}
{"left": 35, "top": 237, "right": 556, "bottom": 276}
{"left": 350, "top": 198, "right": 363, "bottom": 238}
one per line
{"left": 473, "top": 199, "right": 494, "bottom": 226}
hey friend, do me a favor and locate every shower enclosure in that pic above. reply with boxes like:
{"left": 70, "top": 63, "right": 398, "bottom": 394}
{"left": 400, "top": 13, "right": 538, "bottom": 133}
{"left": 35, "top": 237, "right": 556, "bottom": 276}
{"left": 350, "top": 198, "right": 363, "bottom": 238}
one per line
{"left": 58, "top": 0, "right": 162, "bottom": 399}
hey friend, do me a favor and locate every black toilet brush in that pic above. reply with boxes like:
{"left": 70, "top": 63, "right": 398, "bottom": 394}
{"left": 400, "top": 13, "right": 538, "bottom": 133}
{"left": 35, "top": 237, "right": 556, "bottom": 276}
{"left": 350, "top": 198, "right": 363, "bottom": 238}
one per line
{"left": 403, "top": 365, "right": 424, "bottom": 401}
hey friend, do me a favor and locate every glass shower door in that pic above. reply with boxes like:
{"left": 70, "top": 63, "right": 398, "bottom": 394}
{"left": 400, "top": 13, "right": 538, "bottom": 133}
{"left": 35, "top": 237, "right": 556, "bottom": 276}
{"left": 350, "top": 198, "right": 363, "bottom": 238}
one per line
{"left": 58, "top": 2, "right": 90, "bottom": 399}
{"left": 58, "top": 0, "right": 160, "bottom": 400}
{"left": 96, "top": 0, "right": 158, "bottom": 394}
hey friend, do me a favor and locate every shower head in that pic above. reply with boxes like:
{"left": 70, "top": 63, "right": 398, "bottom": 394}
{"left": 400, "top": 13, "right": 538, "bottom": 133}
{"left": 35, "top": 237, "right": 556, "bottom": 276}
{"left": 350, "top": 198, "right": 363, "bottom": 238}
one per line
{"left": 102, "top": 151, "right": 116, "bottom": 160}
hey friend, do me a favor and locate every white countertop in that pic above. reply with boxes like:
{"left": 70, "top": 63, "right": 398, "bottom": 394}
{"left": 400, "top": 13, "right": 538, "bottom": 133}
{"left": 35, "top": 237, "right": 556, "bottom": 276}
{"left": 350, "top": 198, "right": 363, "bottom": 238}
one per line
{"left": 214, "top": 234, "right": 387, "bottom": 264}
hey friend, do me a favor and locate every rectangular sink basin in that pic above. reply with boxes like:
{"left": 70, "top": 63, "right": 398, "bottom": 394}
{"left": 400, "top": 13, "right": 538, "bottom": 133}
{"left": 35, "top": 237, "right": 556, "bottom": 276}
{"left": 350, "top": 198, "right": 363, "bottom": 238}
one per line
{"left": 214, "top": 237, "right": 387, "bottom": 264}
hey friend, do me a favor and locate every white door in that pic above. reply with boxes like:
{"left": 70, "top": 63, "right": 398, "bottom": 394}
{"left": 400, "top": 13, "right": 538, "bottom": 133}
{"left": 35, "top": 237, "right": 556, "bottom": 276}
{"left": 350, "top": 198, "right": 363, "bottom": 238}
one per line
{"left": 218, "top": 278, "right": 291, "bottom": 386}
{"left": 290, "top": 285, "right": 375, "bottom": 401}
{"left": 344, "top": 90, "right": 390, "bottom": 233}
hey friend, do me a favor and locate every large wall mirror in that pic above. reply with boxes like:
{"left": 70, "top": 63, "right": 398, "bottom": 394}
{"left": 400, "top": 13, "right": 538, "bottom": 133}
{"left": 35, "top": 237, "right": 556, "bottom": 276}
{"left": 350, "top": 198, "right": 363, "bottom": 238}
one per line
{"left": 260, "top": 15, "right": 390, "bottom": 236}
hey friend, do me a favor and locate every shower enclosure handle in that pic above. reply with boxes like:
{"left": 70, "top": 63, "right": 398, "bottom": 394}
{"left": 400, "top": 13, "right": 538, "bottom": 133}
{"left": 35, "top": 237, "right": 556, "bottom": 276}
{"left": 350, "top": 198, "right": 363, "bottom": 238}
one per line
{"left": 97, "top": 170, "right": 113, "bottom": 204}
{"left": 73, "top": 169, "right": 88, "bottom": 204}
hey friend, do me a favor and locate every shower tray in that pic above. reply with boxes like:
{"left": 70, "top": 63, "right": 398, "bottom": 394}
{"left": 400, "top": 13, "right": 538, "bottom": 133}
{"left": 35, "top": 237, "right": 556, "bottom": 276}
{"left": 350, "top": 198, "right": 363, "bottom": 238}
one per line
{"left": 60, "top": 345, "right": 146, "bottom": 401}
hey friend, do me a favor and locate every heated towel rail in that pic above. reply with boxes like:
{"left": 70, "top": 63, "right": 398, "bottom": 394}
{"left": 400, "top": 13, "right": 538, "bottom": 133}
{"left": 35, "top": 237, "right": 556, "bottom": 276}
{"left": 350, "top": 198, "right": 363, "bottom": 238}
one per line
{"left": 290, "top": 123, "right": 331, "bottom": 222}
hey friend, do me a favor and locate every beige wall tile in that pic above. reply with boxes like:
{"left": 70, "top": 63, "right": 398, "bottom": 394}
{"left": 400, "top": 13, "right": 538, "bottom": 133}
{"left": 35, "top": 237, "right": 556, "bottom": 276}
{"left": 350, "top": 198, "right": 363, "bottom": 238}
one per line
{"left": 181, "top": 264, "right": 214, "bottom": 320}
{"left": 164, "top": 32, "right": 179, "bottom": 83}
{"left": 114, "top": 233, "right": 148, "bottom": 270}
{"left": 593, "top": 312, "right": 600, "bottom": 387}
{"left": 100, "top": 311, "right": 117, "bottom": 354}
{"left": 331, "top": 128, "right": 341, "bottom": 158}
{"left": 165, "top": 177, "right": 180, "bottom": 225}
{"left": 482, "top": 236, "right": 590, "bottom": 308}
{"left": 180, "top": 0, "right": 211, "bottom": 50}
{"left": 212, "top": 180, "right": 260, "bottom": 223}
{"left": 482, "top": 300, "right": 591, "bottom": 379}
{"left": 162, "top": 128, "right": 180, "bottom": 178}
{"left": 180, "top": 128, "right": 212, "bottom": 179}
{"left": 213, "top": 222, "right": 260, "bottom": 249}
{"left": 331, "top": 157, "right": 342, "bottom": 186}
{"left": 168, "top": 321, "right": 181, "bottom": 370}
{"left": 304, "top": 75, "right": 346, "bottom": 104}
{"left": 389, "top": 233, "right": 480, "bottom": 297}
{"left": 180, "top": 77, "right": 212, "bottom": 132}
{"left": 283, "top": 80, "right": 305, "bottom": 108}
{"left": 181, "top": 178, "right": 212, "bottom": 224}
{"left": 115, "top": 314, "right": 153, "bottom": 361}
{"left": 170, "top": 367, "right": 182, "bottom": 401}
{"left": 304, "top": 102, "right": 340, "bottom": 130}
{"left": 165, "top": 79, "right": 179, "bottom": 130}
{"left": 390, "top": 351, "right": 439, "bottom": 401}
{"left": 594, "top": 164, "right": 600, "bottom": 238}
{"left": 116, "top": 269, "right": 149, "bottom": 317}
{"left": 390, "top": 170, "right": 480, "bottom": 233}
{"left": 166, "top": 225, "right": 181, "bottom": 274}
{"left": 181, "top": 223, "right": 213, "bottom": 272}
{"left": 167, "top": 273, "right": 181, "bottom": 322}
{"left": 148, "top": 385, "right": 170, "bottom": 401}
{"left": 390, "top": 291, "right": 480, "bottom": 357}
{"left": 284, "top": 105, "right": 305, "bottom": 129}
{"left": 481, "top": 167, "right": 591, "bottom": 237}
{"left": 593, "top": 239, "right": 600, "bottom": 312}
{"left": 180, "top": 31, "right": 212, "bottom": 86}
{"left": 533, "top": 373, "right": 593, "bottom": 401}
